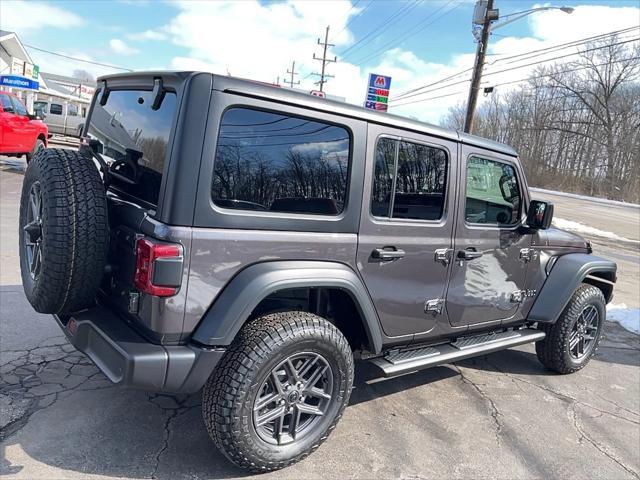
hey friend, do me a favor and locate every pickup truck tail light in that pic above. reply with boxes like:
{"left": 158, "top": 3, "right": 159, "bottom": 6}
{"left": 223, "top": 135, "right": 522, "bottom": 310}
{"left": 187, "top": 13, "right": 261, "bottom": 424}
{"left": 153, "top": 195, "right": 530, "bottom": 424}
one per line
{"left": 134, "top": 238, "right": 183, "bottom": 297}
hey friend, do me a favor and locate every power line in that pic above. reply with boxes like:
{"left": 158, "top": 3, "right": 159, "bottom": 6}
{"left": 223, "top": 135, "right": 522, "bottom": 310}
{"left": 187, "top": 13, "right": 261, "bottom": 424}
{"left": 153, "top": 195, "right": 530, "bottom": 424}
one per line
{"left": 389, "top": 56, "right": 640, "bottom": 108}
{"left": 339, "top": 0, "right": 422, "bottom": 60}
{"left": 390, "top": 35, "right": 640, "bottom": 103}
{"left": 486, "top": 25, "right": 639, "bottom": 63}
{"left": 351, "top": 0, "right": 461, "bottom": 67}
{"left": 329, "top": 0, "right": 374, "bottom": 43}
{"left": 388, "top": 90, "right": 466, "bottom": 108}
{"left": 23, "top": 44, "right": 133, "bottom": 72}
{"left": 391, "top": 26, "right": 640, "bottom": 101}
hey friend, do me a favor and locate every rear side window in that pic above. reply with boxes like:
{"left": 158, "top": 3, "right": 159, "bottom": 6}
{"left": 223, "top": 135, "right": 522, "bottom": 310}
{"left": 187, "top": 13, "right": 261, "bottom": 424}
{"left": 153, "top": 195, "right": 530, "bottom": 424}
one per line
{"left": 212, "top": 107, "right": 351, "bottom": 215}
{"left": 0, "top": 94, "right": 13, "bottom": 113}
{"left": 50, "top": 104, "right": 63, "bottom": 115}
{"left": 371, "top": 138, "right": 448, "bottom": 221}
{"left": 86, "top": 89, "right": 177, "bottom": 206}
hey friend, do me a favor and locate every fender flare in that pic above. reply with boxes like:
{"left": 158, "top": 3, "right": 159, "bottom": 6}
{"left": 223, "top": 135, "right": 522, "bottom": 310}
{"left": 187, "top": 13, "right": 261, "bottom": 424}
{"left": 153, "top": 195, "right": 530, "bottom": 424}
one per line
{"left": 528, "top": 253, "right": 616, "bottom": 324}
{"left": 192, "top": 261, "right": 383, "bottom": 353}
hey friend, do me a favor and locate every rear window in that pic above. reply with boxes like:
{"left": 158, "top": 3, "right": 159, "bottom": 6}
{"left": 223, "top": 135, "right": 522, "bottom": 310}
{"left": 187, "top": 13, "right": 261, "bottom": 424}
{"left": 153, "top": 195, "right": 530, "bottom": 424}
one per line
{"left": 211, "top": 107, "right": 351, "bottom": 215}
{"left": 87, "top": 89, "right": 176, "bottom": 206}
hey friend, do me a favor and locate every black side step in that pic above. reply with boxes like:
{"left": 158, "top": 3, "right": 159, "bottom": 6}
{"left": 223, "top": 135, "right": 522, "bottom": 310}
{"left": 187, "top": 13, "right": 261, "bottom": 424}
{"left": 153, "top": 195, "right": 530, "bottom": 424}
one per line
{"left": 369, "top": 329, "right": 545, "bottom": 377}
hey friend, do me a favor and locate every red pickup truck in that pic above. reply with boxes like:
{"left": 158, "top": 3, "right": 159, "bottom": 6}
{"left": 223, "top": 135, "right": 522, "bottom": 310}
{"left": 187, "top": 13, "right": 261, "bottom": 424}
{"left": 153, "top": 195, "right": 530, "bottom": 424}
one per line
{"left": 0, "top": 90, "right": 48, "bottom": 162}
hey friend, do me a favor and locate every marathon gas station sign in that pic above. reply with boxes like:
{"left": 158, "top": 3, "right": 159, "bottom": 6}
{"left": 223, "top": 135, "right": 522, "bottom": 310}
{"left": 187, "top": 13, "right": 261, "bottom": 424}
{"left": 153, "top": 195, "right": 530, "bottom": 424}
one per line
{"left": 0, "top": 75, "right": 39, "bottom": 91}
{"left": 364, "top": 73, "right": 391, "bottom": 112}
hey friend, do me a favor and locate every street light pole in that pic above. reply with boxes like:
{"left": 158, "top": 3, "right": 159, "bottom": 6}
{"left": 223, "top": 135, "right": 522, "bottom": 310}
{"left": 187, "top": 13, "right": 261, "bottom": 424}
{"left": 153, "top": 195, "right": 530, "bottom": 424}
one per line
{"left": 464, "top": 0, "right": 495, "bottom": 134}
{"left": 463, "top": 3, "right": 574, "bottom": 134}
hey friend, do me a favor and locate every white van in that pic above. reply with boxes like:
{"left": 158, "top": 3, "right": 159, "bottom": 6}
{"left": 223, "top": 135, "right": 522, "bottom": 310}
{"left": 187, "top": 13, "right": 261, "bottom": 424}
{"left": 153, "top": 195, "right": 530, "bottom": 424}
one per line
{"left": 33, "top": 100, "right": 85, "bottom": 137}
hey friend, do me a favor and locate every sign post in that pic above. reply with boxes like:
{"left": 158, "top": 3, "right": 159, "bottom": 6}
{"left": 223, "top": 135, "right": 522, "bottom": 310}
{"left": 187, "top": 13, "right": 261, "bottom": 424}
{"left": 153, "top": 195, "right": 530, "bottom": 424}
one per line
{"left": 364, "top": 73, "right": 392, "bottom": 112}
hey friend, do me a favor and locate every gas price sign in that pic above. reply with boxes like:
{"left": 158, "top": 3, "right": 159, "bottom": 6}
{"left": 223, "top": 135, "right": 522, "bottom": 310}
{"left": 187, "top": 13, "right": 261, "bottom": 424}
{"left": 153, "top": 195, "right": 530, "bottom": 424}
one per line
{"left": 364, "top": 73, "right": 392, "bottom": 112}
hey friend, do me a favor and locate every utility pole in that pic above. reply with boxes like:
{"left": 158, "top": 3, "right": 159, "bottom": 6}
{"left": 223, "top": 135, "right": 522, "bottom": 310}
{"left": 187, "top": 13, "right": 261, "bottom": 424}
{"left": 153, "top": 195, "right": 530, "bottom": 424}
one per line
{"left": 464, "top": 0, "right": 498, "bottom": 134}
{"left": 312, "top": 25, "right": 337, "bottom": 92}
{"left": 285, "top": 61, "right": 300, "bottom": 88}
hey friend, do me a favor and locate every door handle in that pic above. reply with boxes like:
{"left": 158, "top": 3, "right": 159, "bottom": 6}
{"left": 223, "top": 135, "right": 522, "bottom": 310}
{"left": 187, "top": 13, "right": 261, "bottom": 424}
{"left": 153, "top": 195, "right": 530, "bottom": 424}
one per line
{"left": 457, "top": 248, "right": 483, "bottom": 261}
{"left": 372, "top": 247, "right": 405, "bottom": 261}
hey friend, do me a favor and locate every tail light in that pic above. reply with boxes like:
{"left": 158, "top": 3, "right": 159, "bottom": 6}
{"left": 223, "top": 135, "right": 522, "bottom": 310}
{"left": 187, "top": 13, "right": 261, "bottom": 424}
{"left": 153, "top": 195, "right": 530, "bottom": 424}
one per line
{"left": 134, "top": 238, "right": 183, "bottom": 297}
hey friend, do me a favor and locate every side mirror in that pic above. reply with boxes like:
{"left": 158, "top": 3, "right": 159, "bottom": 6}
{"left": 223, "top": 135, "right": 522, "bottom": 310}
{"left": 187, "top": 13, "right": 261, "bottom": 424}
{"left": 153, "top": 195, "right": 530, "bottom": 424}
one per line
{"left": 527, "top": 200, "right": 554, "bottom": 229}
{"left": 28, "top": 113, "right": 41, "bottom": 121}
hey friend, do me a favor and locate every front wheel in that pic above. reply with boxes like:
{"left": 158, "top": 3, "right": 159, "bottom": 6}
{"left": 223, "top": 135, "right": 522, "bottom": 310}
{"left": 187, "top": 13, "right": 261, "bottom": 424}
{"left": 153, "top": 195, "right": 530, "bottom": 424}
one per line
{"left": 25, "top": 138, "right": 44, "bottom": 163}
{"left": 202, "top": 311, "right": 354, "bottom": 472}
{"left": 536, "top": 283, "right": 606, "bottom": 374}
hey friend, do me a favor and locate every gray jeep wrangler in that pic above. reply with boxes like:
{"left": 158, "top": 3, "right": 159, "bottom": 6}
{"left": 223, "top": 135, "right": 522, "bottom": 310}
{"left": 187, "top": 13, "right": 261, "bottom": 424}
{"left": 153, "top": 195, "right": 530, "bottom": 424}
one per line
{"left": 19, "top": 72, "right": 617, "bottom": 472}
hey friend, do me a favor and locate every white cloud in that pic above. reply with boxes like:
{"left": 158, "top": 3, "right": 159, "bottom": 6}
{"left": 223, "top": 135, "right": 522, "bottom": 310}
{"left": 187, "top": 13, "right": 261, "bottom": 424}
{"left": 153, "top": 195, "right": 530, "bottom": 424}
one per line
{"left": 165, "top": 1, "right": 359, "bottom": 83}
{"left": 0, "top": 0, "right": 84, "bottom": 32}
{"left": 127, "top": 29, "right": 167, "bottom": 41}
{"left": 109, "top": 38, "right": 139, "bottom": 55}
{"left": 159, "top": 2, "right": 640, "bottom": 124}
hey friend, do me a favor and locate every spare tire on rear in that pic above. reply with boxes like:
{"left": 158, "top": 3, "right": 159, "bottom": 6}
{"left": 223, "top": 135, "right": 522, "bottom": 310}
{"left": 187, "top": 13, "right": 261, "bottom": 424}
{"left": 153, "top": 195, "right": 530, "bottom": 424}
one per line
{"left": 19, "top": 148, "right": 109, "bottom": 314}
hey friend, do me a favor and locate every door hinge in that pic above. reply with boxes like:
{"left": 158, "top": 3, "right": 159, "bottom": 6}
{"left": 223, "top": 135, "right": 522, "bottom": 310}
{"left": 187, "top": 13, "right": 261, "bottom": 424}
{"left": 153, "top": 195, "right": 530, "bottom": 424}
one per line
{"left": 424, "top": 298, "right": 445, "bottom": 315}
{"left": 434, "top": 248, "right": 453, "bottom": 266}
{"left": 519, "top": 248, "right": 538, "bottom": 263}
{"left": 510, "top": 289, "right": 537, "bottom": 303}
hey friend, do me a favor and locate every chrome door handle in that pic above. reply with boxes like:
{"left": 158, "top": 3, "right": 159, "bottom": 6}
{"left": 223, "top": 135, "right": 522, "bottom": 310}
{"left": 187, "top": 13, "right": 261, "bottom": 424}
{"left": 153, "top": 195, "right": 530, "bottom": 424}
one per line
{"left": 372, "top": 248, "right": 405, "bottom": 261}
{"left": 457, "top": 248, "right": 483, "bottom": 260}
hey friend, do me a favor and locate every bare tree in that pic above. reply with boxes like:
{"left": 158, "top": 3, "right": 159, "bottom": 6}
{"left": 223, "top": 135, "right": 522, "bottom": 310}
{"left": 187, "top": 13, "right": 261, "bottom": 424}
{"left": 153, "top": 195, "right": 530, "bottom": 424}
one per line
{"left": 442, "top": 36, "right": 640, "bottom": 202}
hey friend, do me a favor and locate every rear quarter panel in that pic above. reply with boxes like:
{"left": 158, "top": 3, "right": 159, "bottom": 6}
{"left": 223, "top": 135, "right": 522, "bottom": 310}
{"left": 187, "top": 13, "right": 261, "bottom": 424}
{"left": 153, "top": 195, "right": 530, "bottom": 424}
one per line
{"left": 184, "top": 230, "right": 358, "bottom": 341}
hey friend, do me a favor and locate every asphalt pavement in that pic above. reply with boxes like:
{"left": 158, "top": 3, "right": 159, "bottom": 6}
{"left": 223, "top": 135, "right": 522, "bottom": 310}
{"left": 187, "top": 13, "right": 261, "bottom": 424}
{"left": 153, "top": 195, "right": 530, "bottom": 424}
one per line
{"left": 1, "top": 153, "right": 639, "bottom": 479}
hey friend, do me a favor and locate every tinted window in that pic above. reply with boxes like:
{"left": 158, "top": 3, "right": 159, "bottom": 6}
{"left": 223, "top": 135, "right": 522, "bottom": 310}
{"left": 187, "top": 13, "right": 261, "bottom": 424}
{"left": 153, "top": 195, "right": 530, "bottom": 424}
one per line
{"left": 371, "top": 138, "right": 448, "bottom": 221}
{"left": 212, "top": 108, "right": 351, "bottom": 215}
{"left": 12, "top": 97, "right": 28, "bottom": 116}
{"left": 50, "top": 104, "right": 63, "bottom": 115}
{"left": 87, "top": 89, "right": 177, "bottom": 206}
{"left": 465, "top": 156, "right": 521, "bottom": 225}
{"left": 371, "top": 137, "right": 396, "bottom": 217}
{"left": 0, "top": 94, "right": 13, "bottom": 113}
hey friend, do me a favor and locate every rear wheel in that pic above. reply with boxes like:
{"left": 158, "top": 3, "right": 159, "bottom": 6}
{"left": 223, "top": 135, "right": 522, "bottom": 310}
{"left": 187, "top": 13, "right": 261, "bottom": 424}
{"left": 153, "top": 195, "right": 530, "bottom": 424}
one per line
{"left": 19, "top": 148, "right": 109, "bottom": 314}
{"left": 202, "top": 311, "right": 354, "bottom": 472}
{"left": 536, "top": 283, "right": 605, "bottom": 374}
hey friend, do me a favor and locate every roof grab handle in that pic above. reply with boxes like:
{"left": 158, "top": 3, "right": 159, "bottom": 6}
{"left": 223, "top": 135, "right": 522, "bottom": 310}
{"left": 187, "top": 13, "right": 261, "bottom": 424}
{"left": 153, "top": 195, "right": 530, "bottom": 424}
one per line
{"left": 151, "top": 77, "right": 166, "bottom": 111}
{"left": 98, "top": 80, "right": 110, "bottom": 106}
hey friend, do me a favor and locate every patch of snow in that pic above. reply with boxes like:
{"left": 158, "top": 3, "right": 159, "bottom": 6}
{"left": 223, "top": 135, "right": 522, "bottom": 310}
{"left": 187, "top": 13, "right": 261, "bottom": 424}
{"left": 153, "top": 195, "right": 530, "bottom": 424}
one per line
{"left": 552, "top": 217, "right": 639, "bottom": 244}
{"left": 607, "top": 303, "right": 640, "bottom": 335}
{"left": 530, "top": 187, "right": 640, "bottom": 209}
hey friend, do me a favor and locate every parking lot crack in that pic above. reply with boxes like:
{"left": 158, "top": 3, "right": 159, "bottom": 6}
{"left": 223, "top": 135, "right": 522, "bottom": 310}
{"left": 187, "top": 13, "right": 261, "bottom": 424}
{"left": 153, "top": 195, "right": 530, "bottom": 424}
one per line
{"left": 0, "top": 343, "right": 110, "bottom": 442}
{"left": 453, "top": 365, "right": 503, "bottom": 445}
{"left": 146, "top": 394, "right": 200, "bottom": 479}
{"left": 570, "top": 403, "right": 640, "bottom": 479}
{"left": 486, "top": 361, "right": 640, "bottom": 426}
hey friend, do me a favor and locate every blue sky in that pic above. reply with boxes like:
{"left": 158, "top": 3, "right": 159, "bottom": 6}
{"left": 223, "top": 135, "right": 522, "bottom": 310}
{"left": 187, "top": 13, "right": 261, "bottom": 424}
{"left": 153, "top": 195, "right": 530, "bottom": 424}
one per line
{"left": 2, "top": 0, "right": 639, "bottom": 122}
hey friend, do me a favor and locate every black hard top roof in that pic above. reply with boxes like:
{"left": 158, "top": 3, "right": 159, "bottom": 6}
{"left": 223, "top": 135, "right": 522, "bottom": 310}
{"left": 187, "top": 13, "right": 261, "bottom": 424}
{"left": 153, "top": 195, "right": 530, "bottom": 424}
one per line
{"left": 98, "top": 71, "right": 518, "bottom": 157}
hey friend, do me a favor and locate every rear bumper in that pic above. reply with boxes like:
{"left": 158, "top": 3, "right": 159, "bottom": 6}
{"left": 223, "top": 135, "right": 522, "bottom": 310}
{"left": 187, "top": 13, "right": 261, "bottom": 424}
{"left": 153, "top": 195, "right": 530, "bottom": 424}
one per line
{"left": 54, "top": 306, "right": 225, "bottom": 393}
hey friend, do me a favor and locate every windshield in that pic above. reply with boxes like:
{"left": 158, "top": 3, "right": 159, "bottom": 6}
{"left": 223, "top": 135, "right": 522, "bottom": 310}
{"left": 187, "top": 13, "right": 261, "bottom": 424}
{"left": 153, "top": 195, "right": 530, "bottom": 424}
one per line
{"left": 86, "top": 89, "right": 177, "bottom": 206}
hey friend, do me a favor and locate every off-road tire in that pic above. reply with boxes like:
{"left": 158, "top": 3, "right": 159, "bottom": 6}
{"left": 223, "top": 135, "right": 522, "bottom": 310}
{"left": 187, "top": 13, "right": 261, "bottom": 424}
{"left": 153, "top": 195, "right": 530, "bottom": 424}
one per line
{"left": 536, "top": 283, "right": 606, "bottom": 374}
{"left": 25, "top": 138, "right": 45, "bottom": 163}
{"left": 19, "top": 148, "right": 109, "bottom": 314}
{"left": 202, "top": 311, "right": 354, "bottom": 472}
